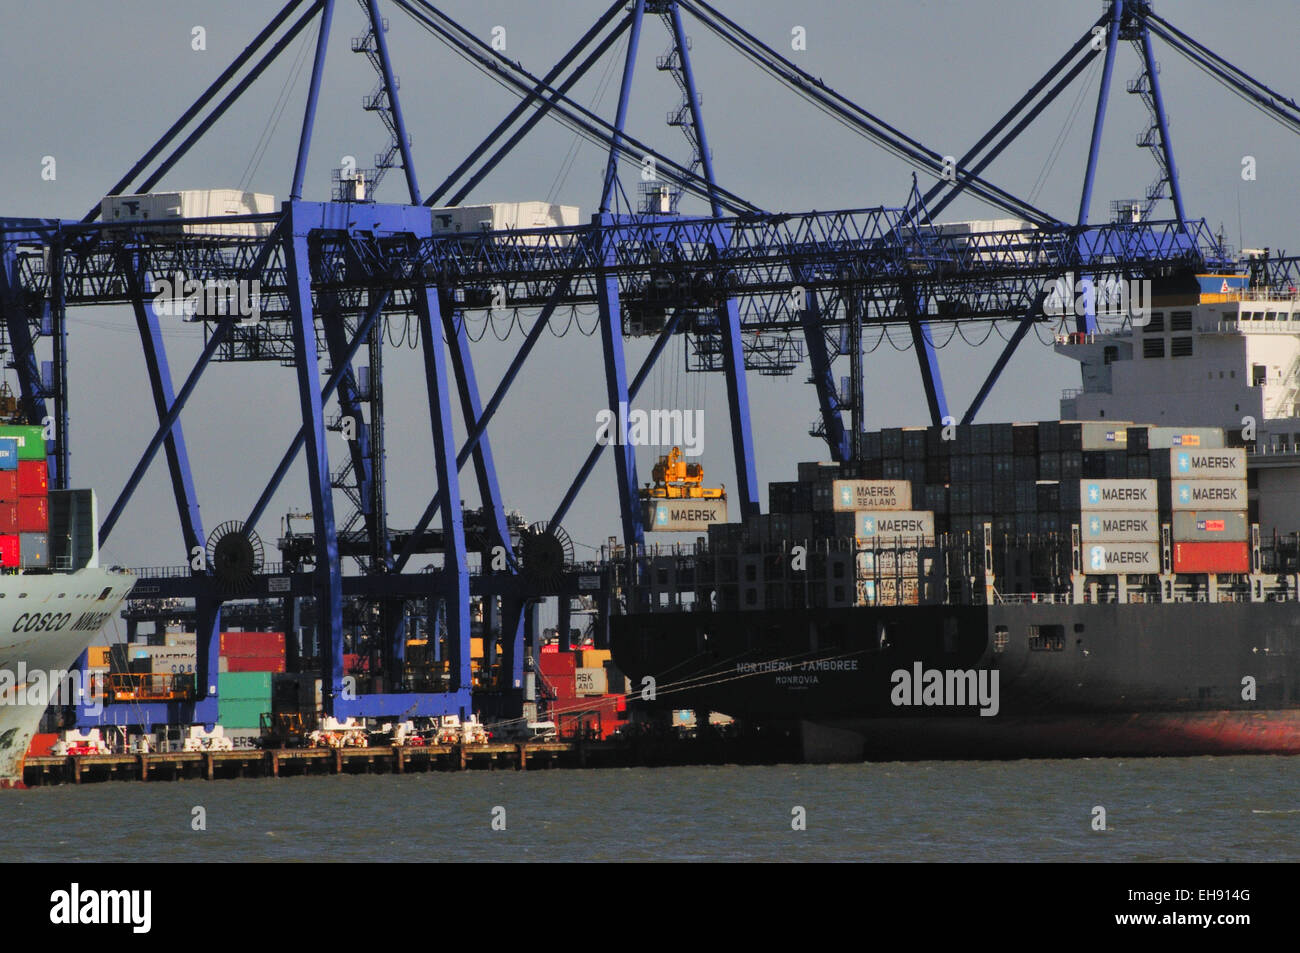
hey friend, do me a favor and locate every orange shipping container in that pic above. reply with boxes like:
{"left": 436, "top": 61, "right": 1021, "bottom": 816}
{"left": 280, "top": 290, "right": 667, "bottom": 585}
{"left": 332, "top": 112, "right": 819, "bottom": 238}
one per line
{"left": 1172, "top": 541, "right": 1250, "bottom": 574}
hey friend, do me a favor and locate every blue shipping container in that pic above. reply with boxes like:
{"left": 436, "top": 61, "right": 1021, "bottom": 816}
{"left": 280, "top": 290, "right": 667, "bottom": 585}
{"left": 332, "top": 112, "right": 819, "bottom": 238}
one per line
{"left": 0, "top": 439, "right": 17, "bottom": 470}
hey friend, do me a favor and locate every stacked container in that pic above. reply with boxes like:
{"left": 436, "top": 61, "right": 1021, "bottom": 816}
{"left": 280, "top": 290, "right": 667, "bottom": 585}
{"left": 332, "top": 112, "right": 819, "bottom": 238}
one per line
{"left": 217, "top": 672, "right": 272, "bottom": 729}
{"left": 218, "top": 631, "right": 286, "bottom": 673}
{"left": 1158, "top": 447, "right": 1250, "bottom": 572}
{"left": 0, "top": 425, "right": 48, "bottom": 569}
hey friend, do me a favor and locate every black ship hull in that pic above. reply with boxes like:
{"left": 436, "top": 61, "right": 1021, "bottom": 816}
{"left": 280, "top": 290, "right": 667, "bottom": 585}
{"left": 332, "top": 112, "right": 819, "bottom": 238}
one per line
{"left": 610, "top": 602, "right": 1300, "bottom": 759}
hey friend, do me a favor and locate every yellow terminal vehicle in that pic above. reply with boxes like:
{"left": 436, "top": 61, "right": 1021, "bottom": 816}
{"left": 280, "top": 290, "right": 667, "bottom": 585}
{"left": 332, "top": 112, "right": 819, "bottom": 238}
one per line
{"left": 639, "top": 448, "right": 727, "bottom": 531}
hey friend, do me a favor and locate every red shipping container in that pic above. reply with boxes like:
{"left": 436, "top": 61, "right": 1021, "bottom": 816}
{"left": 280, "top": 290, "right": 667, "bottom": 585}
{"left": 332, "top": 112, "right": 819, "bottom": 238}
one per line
{"left": 0, "top": 535, "right": 18, "bottom": 567}
{"left": 0, "top": 503, "right": 16, "bottom": 534}
{"left": 0, "top": 471, "right": 16, "bottom": 502}
{"left": 544, "top": 674, "right": 576, "bottom": 699}
{"left": 219, "top": 631, "right": 286, "bottom": 656}
{"left": 17, "top": 496, "right": 47, "bottom": 533}
{"left": 223, "top": 655, "right": 286, "bottom": 673}
{"left": 537, "top": 651, "right": 576, "bottom": 679}
{"left": 1173, "top": 541, "right": 1250, "bottom": 574}
{"left": 17, "top": 460, "right": 47, "bottom": 497}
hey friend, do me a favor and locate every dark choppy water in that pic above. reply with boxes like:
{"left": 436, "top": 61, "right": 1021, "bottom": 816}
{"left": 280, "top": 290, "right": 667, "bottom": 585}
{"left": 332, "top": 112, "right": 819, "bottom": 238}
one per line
{"left": 5, "top": 758, "right": 1298, "bottom": 862}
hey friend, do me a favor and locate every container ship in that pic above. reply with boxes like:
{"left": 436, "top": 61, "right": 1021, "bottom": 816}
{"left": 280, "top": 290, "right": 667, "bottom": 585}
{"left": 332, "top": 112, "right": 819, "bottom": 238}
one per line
{"left": 610, "top": 271, "right": 1300, "bottom": 760}
{"left": 0, "top": 421, "right": 134, "bottom": 786}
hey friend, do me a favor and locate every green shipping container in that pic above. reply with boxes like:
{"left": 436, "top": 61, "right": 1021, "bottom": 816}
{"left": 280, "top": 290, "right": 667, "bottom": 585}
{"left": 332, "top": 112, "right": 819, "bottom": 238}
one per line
{"left": 218, "top": 671, "right": 272, "bottom": 701}
{"left": 0, "top": 425, "right": 47, "bottom": 461}
{"left": 218, "top": 701, "right": 268, "bottom": 728}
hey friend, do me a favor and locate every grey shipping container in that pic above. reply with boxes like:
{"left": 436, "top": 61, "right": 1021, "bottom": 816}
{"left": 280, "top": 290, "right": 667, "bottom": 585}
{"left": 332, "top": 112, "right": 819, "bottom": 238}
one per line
{"left": 1160, "top": 447, "right": 1246, "bottom": 480}
{"left": 1147, "top": 427, "right": 1226, "bottom": 450}
{"left": 1171, "top": 511, "right": 1249, "bottom": 542}
{"left": 856, "top": 510, "right": 936, "bottom": 541}
{"left": 19, "top": 532, "right": 48, "bottom": 568}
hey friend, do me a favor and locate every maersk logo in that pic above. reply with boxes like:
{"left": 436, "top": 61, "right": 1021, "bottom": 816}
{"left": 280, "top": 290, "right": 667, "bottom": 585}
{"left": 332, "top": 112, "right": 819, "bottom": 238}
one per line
{"left": 838, "top": 485, "right": 853, "bottom": 507}
{"left": 50, "top": 883, "right": 151, "bottom": 933}
{"left": 655, "top": 504, "right": 668, "bottom": 526}
{"left": 860, "top": 516, "right": 876, "bottom": 536}
{"left": 1177, "top": 452, "right": 1191, "bottom": 473}
{"left": 890, "top": 663, "right": 999, "bottom": 717}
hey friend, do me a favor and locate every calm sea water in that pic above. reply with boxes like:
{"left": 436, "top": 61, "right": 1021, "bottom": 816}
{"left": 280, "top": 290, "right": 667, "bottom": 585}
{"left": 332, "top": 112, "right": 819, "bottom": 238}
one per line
{"left": 5, "top": 758, "right": 1298, "bottom": 862}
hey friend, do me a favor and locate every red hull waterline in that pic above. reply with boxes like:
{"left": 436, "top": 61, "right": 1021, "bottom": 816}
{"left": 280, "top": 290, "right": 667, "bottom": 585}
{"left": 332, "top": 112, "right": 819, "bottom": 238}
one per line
{"left": 808, "top": 710, "right": 1300, "bottom": 762}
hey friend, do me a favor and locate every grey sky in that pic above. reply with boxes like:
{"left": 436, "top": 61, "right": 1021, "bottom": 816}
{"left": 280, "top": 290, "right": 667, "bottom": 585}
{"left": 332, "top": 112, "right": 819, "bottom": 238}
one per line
{"left": 1, "top": 0, "right": 1297, "bottom": 579}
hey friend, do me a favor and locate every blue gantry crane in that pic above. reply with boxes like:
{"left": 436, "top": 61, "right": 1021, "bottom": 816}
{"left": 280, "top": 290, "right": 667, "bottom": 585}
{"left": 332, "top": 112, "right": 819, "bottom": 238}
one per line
{"left": 0, "top": 0, "right": 1296, "bottom": 730}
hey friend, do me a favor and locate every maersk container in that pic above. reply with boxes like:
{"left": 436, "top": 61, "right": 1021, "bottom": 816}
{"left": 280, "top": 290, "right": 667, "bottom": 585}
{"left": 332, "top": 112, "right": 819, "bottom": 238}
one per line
{"left": 1080, "top": 510, "right": 1159, "bottom": 542}
{"left": 0, "top": 439, "right": 16, "bottom": 471}
{"left": 1171, "top": 511, "right": 1249, "bottom": 542}
{"left": 1064, "top": 479, "right": 1157, "bottom": 511}
{"left": 1161, "top": 447, "right": 1246, "bottom": 480}
{"left": 574, "top": 667, "right": 609, "bottom": 696}
{"left": 0, "top": 425, "right": 45, "bottom": 462}
{"left": 856, "top": 510, "right": 935, "bottom": 541}
{"left": 1167, "top": 479, "right": 1247, "bottom": 511}
{"left": 856, "top": 548, "right": 921, "bottom": 575}
{"left": 1146, "top": 427, "right": 1225, "bottom": 450}
{"left": 1082, "top": 542, "right": 1160, "bottom": 574}
{"left": 1172, "top": 541, "right": 1250, "bottom": 573}
{"left": 18, "top": 532, "right": 47, "bottom": 568}
{"left": 645, "top": 498, "right": 727, "bottom": 532}
{"left": 815, "top": 479, "right": 912, "bottom": 512}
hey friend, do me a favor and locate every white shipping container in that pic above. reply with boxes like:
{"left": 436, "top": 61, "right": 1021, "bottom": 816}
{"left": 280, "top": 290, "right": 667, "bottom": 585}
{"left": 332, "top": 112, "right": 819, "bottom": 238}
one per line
{"left": 1068, "top": 479, "right": 1157, "bottom": 511}
{"left": 857, "top": 577, "right": 920, "bottom": 606}
{"left": 1171, "top": 511, "right": 1249, "bottom": 542}
{"left": 1083, "top": 542, "right": 1160, "bottom": 574}
{"left": 430, "top": 201, "right": 580, "bottom": 245}
{"left": 1080, "top": 510, "right": 1159, "bottom": 543}
{"left": 1167, "top": 448, "right": 1246, "bottom": 480}
{"left": 101, "top": 190, "right": 276, "bottom": 237}
{"left": 1170, "top": 479, "right": 1247, "bottom": 511}
{"left": 144, "top": 646, "right": 197, "bottom": 674}
{"left": 856, "top": 511, "right": 935, "bottom": 541}
{"left": 165, "top": 632, "right": 197, "bottom": 647}
{"left": 823, "top": 480, "right": 912, "bottom": 512}
{"left": 856, "top": 548, "right": 921, "bottom": 575}
{"left": 646, "top": 498, "right": 727, "bottom": 532}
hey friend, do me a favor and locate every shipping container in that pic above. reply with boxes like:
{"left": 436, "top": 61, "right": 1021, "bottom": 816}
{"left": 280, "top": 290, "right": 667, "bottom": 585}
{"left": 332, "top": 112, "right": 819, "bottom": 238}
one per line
{"left": 0, "top": 424, "right": 46, "bottom": 461}
{"left": 816, "top": 479, "right": 912, "bottom": 511}
{"left": 17, "top": 496, "right": 47, "bottom": 532}
{"left": 1082, "top": 542, "right": 1160, "bottom": 574}
{"left": 217, "top": 671, "right": 273, "bottom": 700}
{"left": 1063, "top": 479, "right": 1157, "bottom": 511}
{"left": 1160, "top": 447, "right": 1246, "bottom": 480}
{"left": 17, "top": 459, "right": 47, "bottom": 496}
{"left": 1012, "top": 424, "right": 1038, "bottom": 455}
{"left": 0, "top": 503, "right": 15, "bottom": 534}
{"left": 218, "top": 631, "right": 286, "bottom": 657}
{"left": 1172, "top": 541, "right": 1250, "bottom": 573}
{"left": 580, "top": 648, "right": 612, "bottom": 668}
{"left": 1171, "top": 511, "right": 1249, "bottom": 542}
{"left": 0, "top": 439, "right": 16, "bottom": 471}
{"left": 645, "top": 498, "right": 727, "bottom": 532}
{"left": 856, "top": 510, "right": 935, "bottom": 542}
{"left": 1147, "top": 427, "right": 1225, "bottom": 449}
{"left": 217, "top": 701, "right": 268, "bottom": 729}
{"left": 0, "top": 471, "right": 15, "bottom": 502}
{"left": 164, "top": 632, "right": 197, "bottom": 648}
{"left": 575, "top": 667, "right": 609, "bottom": 696}
{"left": 856, "top": 548, "right": 921, "bottom": 575}
{"left": 1080, "top": 510, "right": 1159, "bottom": 542}
{"left": 102, "top": 190, "right": 277, "bottom": 238}
{"left": 1167, "top": 479, "right": 1247, "bottom": 511}
{"left": 537, "top": 651, "right": 577, "bottom": 679}
{"left": 857, "top": 577, "right": 920, "bottom": 606}
{"left": 19, "top": 532, "right": 47, "bottom": 568}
